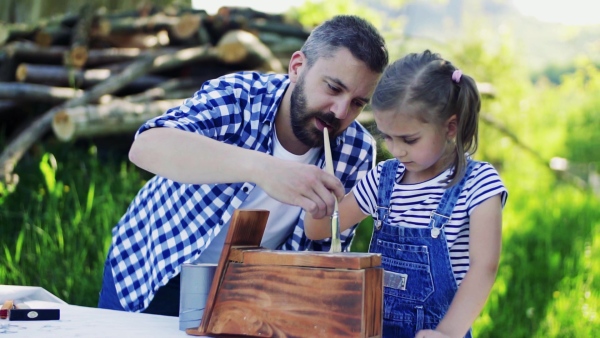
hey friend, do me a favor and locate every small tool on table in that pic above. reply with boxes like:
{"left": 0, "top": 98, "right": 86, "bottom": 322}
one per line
{"left": 0, "top": 300, "right": 60, "bottom": 321}
{"left": 323, "top": 127, "right": 342, "bottom": 253}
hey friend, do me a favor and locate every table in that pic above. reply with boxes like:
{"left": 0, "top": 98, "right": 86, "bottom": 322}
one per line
{"left": 1, "top": 285, "right": 205, "bottom": 337}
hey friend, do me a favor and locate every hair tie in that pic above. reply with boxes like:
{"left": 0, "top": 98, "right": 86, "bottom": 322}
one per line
{"left": 452, "top": 69, "right": 462, "bottom": 83}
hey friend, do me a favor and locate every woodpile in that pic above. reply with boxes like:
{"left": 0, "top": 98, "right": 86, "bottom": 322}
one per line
{"left": 0, "top": 4, "right": 310, "bottom": 185}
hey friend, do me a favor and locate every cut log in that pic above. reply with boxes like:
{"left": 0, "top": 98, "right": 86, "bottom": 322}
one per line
{"left": 15, "top": 63, "right": 166, "bottom": 89}
{"left": 121, "top": 77, "right": 205, "bottom": 102}
{"left": 217, "top": 7, "right": 287, "bottom": 23}
{"left": 216, "top": 30, "right": 284, "bottom": 73}
{"left": 0, "top": 45, "right": 218, "bottom": 186}
{"left": 52, "top": 99, "right": 183, "bottom": 141}
{"left": 86, "top": 47, "right": 181, "bottom": 66}
{"left": 0, "top": 82, "right": 84, "bottom": 104}
{"left": 2, "top": 42, "right": 184, "bottom": 67}
{"left": 206, "top": 7, "right": 307, "bottom": 45}
{"left": 3, "top": 41, "right": 67, "bottom": 64}
{"left": 94, "top": 30, "right": 171, "bottom": 49}
{"left": 258, "top": 32, "right": 305, "bottom": 59}
{"left": 171, "top": 13, "right": 204, "bottom": 41}
{"left": 34, "top": 26, "right": 72, "bottom": 47}
{"left": 64, "top": 4, "right": 97, "bottom": 68}
{"left": 247, "top": 20, "right": 310, "bottom": 40}
{"left": 0, "top": 23, "right": 38, "bottom": 47}
{"left": 95, "top": 12, "right": 205, "bottom": 41}
{"left": 0, "top": 99, "right": 18, "bottom": 113}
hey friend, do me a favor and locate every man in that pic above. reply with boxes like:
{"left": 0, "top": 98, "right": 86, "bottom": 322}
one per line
{"left": 98, "top": 15, "right": 388, "bottom": 316}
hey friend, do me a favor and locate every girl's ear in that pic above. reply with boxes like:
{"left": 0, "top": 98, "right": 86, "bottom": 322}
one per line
{"left": 288, "top": 51, "right": 306, "bottom": 84}
{"left": 445, "top": 114, "right": 458, "bottom": 140}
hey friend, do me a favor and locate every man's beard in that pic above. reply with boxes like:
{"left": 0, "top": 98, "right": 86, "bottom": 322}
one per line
{"left": 290, "top": 75, "right": 340, "bottom": 148}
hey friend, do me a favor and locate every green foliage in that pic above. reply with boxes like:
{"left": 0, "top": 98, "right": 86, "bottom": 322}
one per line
{"left": 289, "top": 0, "right": 384, "bottom": 29}
{"left": 0, "top": 143, "right": 150, "bottom": 306}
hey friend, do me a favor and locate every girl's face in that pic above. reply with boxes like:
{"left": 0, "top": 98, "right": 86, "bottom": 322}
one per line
{"left": 375, "top": 105, "right": 456, "bottom": 183}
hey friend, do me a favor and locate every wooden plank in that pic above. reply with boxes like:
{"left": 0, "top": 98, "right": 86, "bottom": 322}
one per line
{"left": 235, "top": 249, "right": 381, "bottom": 269}
{"left": 207, "top": 263, "right": 370, "bottom": 337}
{"left": 187, "top": 209, "right": 269, "bottom": 336}
{"left": 364, "top": 267, "right": 383, "bottom": 337}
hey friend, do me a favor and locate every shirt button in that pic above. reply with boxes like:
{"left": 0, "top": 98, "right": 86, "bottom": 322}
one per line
{"left": 242, "top": 186, "right": 249, "bottom": 193}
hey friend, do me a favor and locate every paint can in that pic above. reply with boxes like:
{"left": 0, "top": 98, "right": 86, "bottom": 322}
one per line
{"left": 178, "top": 263, "right": 217, "bottom": 331}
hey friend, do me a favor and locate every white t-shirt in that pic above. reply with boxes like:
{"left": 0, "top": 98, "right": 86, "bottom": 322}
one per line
{"left": 195, "top": 129, "right": 320, "bottom": 263}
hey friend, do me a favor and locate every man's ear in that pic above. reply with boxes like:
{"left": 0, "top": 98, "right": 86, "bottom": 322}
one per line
{"left": 288, "top": 51, "right": 306, "bottom": 84}
{"left": 445, "top": 114, "right": 458, "bottom": 140}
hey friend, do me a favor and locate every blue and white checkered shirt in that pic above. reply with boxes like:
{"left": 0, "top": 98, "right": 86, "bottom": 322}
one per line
{"left": 108, "top": 71, "right": 376, "bottom": 311}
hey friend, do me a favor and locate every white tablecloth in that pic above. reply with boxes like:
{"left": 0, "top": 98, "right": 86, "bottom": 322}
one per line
{"left": 0, "top": 285, "right": 205, "bottom": 337}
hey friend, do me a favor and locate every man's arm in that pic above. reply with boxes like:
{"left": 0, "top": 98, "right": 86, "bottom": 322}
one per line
{"left": 129, "top": 127, "right": 344, "bottom": 219}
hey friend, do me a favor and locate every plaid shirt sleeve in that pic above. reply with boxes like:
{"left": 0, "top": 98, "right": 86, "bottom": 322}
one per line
{"left": 136, "top": 75, "right": 248, "bottom": 141}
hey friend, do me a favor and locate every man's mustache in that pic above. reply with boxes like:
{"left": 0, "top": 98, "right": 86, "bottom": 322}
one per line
{"left": 310, "top": 112, "right": 340, "bottom": 132}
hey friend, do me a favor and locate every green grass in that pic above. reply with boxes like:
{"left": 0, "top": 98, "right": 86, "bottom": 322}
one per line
{"left": 476, "top": 172, "right": 600, "bottom": 337}
{"left": 0, "top": 141, "right": 151, "bottom": 306}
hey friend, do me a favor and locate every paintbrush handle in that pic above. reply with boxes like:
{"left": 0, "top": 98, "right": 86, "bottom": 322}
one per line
{"left": 324, "top": 128, "right": 342, "bottom": 253}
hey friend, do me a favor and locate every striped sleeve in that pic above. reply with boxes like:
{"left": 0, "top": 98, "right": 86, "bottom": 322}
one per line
{"left": 465, "top": 162, "right": 508, "bottom": 215}
{"left": 353, "top": 161, "right": 395, "bottom": 216}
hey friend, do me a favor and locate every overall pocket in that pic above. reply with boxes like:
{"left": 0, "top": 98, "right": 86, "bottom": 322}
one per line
{"left": 376, "top": 239, "right": 434, "bottom": 302}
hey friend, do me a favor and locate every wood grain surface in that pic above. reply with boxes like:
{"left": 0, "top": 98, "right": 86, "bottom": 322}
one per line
{"left": 207, "top": 263, "right": 382, "bottom": 337}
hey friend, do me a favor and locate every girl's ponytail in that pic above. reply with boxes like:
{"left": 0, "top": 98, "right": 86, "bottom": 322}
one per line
{"left": 450, "top": 72, "right": 480, "bottom": 186}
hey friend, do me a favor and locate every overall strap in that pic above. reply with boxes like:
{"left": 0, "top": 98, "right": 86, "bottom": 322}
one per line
{"left": 429, "top": 160, "right": 478, "bottom": 238}
{"left": 374, "top": 159, "right": 400, "bottom": 230}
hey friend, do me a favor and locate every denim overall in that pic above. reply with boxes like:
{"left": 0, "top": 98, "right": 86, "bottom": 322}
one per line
{"left": 369, "top": 159, "right": 476, "bottom": 338}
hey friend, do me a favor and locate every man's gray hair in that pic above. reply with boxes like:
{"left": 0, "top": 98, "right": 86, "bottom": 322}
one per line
{"left": 300, "top": 15, "right": 388, "bottom": 73}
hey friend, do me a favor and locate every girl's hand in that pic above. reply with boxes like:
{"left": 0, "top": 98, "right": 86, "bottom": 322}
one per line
{"left": 415, "top": 329, "right": 451, "bottom": 338}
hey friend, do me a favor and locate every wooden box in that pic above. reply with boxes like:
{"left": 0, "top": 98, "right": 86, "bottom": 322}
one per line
{"left": 186, "top": 209, "right": 383, "bottom": 338}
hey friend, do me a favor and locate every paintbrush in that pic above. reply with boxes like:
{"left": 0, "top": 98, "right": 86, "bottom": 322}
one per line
{"left": 323, "top": 127, "right": 341, "bottom": 253}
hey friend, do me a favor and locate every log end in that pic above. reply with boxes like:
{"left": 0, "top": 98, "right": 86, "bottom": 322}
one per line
{"left": 34, "top": 31, "right": 52, "bottom": 47}
{"left": 96, "top": 19, "right": 111, "bottom": 37}
{"left": 15, "top": 64, "right": 27, "bottom": 82}
{"left": 0, "top": 25, "right": 10, "bottom": 47}
{"left": 172, "top": 13, "right": 201, "bottom": 40}
{"left": 65, "top": 47, "right": 89, "bottom": 68}
{"left": 52, "top": 110, "right": 75, "bottom": 142}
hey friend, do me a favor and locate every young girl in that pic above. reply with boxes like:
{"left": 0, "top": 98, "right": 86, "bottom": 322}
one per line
{"left": 305, "top": 50, "right": 507, "bottom": 338}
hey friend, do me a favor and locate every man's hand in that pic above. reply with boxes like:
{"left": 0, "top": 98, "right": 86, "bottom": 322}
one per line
{"left": 256, "top": 158, "right": 345, "bottom": 220}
